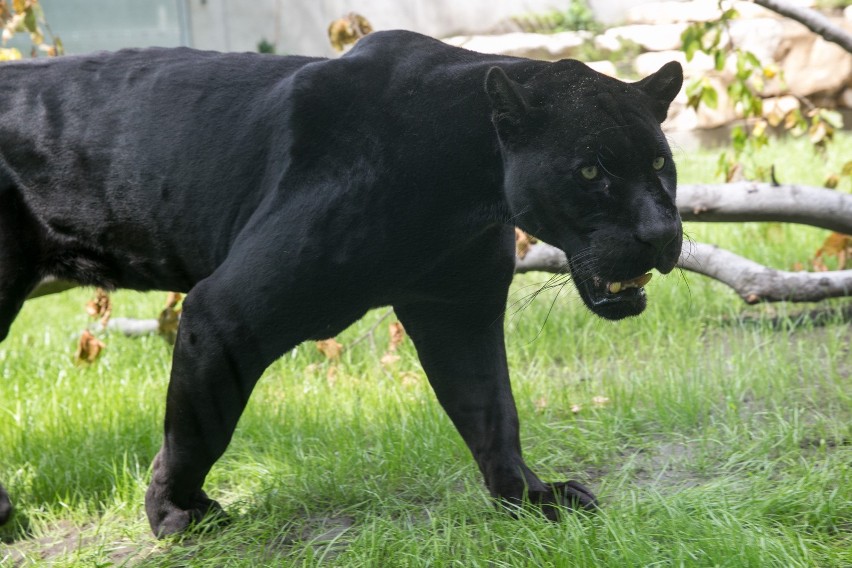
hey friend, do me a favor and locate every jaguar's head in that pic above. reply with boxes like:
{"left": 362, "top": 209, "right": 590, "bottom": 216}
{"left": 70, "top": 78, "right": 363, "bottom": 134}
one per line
{"left": 486, "top": 60, "right": 684, "bottom": 320}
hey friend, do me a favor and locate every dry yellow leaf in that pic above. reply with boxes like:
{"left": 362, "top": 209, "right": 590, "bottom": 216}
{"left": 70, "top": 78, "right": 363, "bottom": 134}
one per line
{"left": 514, "top": 227, "right": 538, "bottom": 259}
{"left": 158, "top": 292, "right": 182, "bottom": 344}
{"left": 380, "top": 352, "right": 401, "bottom": 368}
{"left": 85, "top": 288, "right": 112, "bottom": 327}
{"left": 316, "top": 338, "right": 344, "bottom": 360}
{"left": 327, "top": 12, "right": 372, "bottom": 52}
{"left": 592, "top": 396, "right": 611, "bottom": 407}
{"left": 75, "top": 330, "right": 105, "bottom": 364}
{"left": 400, "top": 372, "right": 420, "bottom": 388}
{"left": 326, "top": 365, "right": 338, "bottom": 386}
{"left": 388, "top": 321, "right": 406, "bottom": 352}
{"left": 813, "top": 232, "right": 852, "bottom": 271}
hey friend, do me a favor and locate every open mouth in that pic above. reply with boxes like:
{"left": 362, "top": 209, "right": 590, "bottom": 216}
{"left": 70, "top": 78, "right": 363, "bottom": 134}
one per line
{"left": 570, "top": 263, "right": 654, "bottom": 320}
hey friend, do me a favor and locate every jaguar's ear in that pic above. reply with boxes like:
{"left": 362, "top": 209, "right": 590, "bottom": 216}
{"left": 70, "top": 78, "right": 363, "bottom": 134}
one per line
{"left": 485, "top": 66, "right": 530, "bottom": 140}
{"left": 635, "top": 61, "right": 683, "bottom": 122}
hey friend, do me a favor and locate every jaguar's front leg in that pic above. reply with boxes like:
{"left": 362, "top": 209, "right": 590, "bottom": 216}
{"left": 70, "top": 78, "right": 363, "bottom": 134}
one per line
{"left": 394, "top": 300, "right": 597, "bottom": 518}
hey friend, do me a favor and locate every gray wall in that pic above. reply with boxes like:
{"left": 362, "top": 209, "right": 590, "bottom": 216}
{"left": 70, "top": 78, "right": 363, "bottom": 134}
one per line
{"left": 11, "top": 0, "right": 189, "bottom": 54}
{"left": 24, "top": 0, "right": 660, "bottom": 56}
{"left": 189, "top": 0, "right": 572, "bottom": 56}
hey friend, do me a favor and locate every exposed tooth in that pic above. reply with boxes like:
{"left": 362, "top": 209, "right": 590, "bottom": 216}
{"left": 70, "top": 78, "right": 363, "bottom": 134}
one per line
{"left": 631, "top": 273, "right": 653, "bottom": 288}
{"left": 608, "top": 273, "right": 653, "bottom": 294}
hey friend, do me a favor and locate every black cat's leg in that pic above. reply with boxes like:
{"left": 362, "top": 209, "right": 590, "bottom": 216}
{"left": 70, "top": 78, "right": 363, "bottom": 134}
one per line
{"left": 0, "top": 484, "right": 11, "bottom": 525}
{"left": 143, "top": 266, "right": 303, "bottom": 537}
{"left": 142, "top": 242, "right": 352, "bottom": 537}
{"left": 0, "top": 185, "right": 43, "bottom": 526}
{"left": 394, "top": 300, "right": 596, "bottom": 519}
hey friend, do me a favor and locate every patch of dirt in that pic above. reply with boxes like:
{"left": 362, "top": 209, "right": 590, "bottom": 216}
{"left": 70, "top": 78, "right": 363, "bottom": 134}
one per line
{"left": 262, "top": 515, "right": 355, "bottom": 562}
{"left": 0, "top": 520, "right": 149, "bottom": 567}
{"left": 618, "top": 441, "right": 710, "bottom": 490}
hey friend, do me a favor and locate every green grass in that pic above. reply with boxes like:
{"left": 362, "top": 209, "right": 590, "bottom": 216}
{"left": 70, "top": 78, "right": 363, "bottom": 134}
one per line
{"left": 1, "top": 134, "right": 851, "bottom": 566}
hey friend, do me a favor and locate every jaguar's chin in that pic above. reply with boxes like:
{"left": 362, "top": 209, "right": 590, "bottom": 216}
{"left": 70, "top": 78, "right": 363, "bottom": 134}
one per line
{"left": 575, "top": 272, "right": 650, "bottom": 320}
{"left": 568, "top": 255, "right": 661, "bottom": 320}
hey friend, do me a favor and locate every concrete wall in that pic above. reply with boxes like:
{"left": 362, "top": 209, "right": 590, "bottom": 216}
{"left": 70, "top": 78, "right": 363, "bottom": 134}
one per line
{"left": 188, "top": 0, "right": 663, "bottom": 57}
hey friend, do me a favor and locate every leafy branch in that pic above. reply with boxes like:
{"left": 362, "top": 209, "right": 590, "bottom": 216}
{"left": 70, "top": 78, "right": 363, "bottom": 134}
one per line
{"left": 680, "top": 0, "right": 844, "bottom": 182}
{"left": 0, "top": 0, "right": 63, "bottom": 60}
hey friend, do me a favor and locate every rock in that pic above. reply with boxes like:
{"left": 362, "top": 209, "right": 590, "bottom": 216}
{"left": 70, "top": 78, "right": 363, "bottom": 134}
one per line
{"left": 602, "top": 24, "right": 688, "bottom": 52}
{"left": 586, "top": 60, "right": 618, "bottom": 77}
{"left": 634, "top": 50, "right": 716, "bottom": 78}
{"left": 841, "top": 88, "right": 852, "bottom": 109}
{"left": 777, "top": 27, "right": 852, "bottom": 97}
{"left": 727, "top": 18, "right": 786, "bottom": 64}
{"left": 593, "top": 33, "right": 622, "bottom": 54}
{"left": 626, "top": 1, "right": 775, "bottom": 25}
{"left": 635, "top": 51, "right": 683, "bottom": 78}
{"left": 663, "top": 104, "right": 698, "bottom": 133}
{"left": 442, "top": 31, "right": 592, "bottom": 61}
{"left": 762, "top": 95, "right": 801, "bottom": 122}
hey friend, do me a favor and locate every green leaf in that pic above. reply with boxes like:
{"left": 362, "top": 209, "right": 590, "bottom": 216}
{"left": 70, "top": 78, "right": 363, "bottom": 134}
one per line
{"left": 817, "top": 109, "right": 844, "bottom": 129}
{"left": 841, "top": 160, "right": 852, "bottom": 177}
{"left": 701, "top": 85, "right": 719, "bottom": 109}
{"left": 685, "top": 77, "right": 703, "bottom": 97}
{"left": 731, "top": 125, "right": 747, "bottom": 154}
{"left": 728, "top": 80, "right": 743, "bottom": 100}
{"left": 745, "top": 51, "right": 762, "bottom": 70}
{"left": 22, "top": 6, "right": 36, "bottom": 33}
{"left": 708, "top": 27, "right": 722, "bottom": 50}
{"left": 720, "top": 8, "right": 739, "bottom": 21}
{"left": 735, "top": 58, "right": 752, "bottom": 81}
{"left": 681, "top": 26, "right": 700, "bottom": 61}
{"left": 32, "top": 3, "right": 45, "bottom": 22}
{"left": 714, "top": 49, "right": 726, "bottom": 71}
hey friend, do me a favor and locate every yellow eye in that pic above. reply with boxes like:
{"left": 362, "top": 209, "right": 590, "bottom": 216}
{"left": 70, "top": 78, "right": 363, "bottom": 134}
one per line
{"left": 580, "top": 165, "right": 598, "bottom": 180}
{"left": 652, "top": 156, "right": 666, "bottom": 171}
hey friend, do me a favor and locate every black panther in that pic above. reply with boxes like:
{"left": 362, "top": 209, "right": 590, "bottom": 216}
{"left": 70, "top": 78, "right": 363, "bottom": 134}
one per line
{"left": 0, "top": 30, "right": 682, "bottom": 536}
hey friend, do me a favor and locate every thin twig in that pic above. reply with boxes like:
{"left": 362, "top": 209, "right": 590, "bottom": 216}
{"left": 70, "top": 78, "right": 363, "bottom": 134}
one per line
{"left": 346, "top": 308, "right": 394, "bottom": 351}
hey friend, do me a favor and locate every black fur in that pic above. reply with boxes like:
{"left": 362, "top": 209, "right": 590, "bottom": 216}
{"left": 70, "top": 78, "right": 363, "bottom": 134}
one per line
{"left": 0, "top": 31, "right": 682, "bottom": 536}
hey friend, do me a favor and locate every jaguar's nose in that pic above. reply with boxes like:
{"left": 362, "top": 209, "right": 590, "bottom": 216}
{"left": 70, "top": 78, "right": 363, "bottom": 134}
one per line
{"left": 634, "top": 216, "right": 682, "bottom": 274}
{"left": 635, "top": 221, "right": 679, "bottom": 252}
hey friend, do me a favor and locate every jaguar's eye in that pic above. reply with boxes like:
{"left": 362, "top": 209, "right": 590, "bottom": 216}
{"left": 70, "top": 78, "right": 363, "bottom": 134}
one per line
{"left": 652, "top": 156, "right": 666, "bottom": 171}
{"left": 580, "top": 165, "right": 598, "bottom": 180}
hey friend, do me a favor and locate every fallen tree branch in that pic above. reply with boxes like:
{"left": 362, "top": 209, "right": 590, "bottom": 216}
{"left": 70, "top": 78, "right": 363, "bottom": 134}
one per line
{"left": 752, "top": 0, "right": 852, "bottom": 55}
{"left": 677, "top": 182, "right": 852, "bottom": 234}
{"left": 102, "top": 317, "right": 160, "bottom": 336}
{"left": 679, "top": 241, "right": 852, "bottom": 303}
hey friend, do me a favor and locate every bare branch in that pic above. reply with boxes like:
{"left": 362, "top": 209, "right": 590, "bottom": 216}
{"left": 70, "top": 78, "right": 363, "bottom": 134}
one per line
{"left": 680, "top": 241, "right": 852, "bottom": 303}
{"left": 678, "top": 182, "right": 852, "bottom": 234}
{"left": 103, "top": 317, "right": 160, "bottom": 336}
{"left": 752, "top": 0, "right": 852, "bottom": 55}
